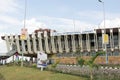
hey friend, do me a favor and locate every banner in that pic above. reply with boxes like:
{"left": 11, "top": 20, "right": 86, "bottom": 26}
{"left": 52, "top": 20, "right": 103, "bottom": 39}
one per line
{"left": 102, "top": 34, "right": 109, "bottom": 44}
{"left": 37, "top": 51, "right": 47, "bottom": 68}
{"left": 20, "top": 28, "right": 28, "bottom": 40}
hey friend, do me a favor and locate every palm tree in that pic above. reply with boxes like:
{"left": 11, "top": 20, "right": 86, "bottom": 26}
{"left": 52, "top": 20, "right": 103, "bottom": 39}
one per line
{"left": 78, "top": 51, "right": 105, "bottom": 80}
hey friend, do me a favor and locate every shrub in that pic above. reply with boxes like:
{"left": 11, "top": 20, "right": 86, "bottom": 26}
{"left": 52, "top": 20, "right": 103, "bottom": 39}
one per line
{"left": 78, "top": 58, "right": 85, "bottom": 67}
{"left": 51, "top": 60, "right": 60, "bottom": 68}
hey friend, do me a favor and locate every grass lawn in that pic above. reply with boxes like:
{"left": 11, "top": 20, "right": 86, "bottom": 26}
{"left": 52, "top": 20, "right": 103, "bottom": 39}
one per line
{"left": 0, "top": 65, "right": 87, "bottom": 80}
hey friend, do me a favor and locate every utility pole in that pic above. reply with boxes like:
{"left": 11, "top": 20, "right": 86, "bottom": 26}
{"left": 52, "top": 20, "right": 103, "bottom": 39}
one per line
{"left": 99, "top": 0, "right": 108, "bottom": 64}
{"left": 20, "top": 0, "right": 28, "bottom": 67}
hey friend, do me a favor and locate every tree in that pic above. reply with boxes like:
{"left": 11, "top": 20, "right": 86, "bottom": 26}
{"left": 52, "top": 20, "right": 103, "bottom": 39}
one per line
{"left": 78, "top": 51, "right": 105, "bottom": 80}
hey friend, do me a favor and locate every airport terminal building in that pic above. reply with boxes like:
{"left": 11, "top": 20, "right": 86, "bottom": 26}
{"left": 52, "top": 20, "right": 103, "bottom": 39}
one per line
{"left": 1, "top": 27, "right": 120, "bottom": 64}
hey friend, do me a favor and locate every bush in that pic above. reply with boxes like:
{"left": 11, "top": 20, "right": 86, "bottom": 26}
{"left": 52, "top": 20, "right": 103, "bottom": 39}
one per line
{"left": 51, "top": 61, "right": 60, "bottom": 68}
{"left": 78, "top": 58, "right": 85, "bottom": 67}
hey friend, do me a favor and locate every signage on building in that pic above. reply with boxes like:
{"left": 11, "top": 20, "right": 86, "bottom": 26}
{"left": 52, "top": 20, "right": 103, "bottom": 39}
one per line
{"left": 51, "top": 30, "right": 94, "bottom": 36}
{"left": 102, "top": 34, "right": 109, "bottom": 44}
{"left": 20, "top": 28, "right": 28, "bottom": 40}
{"left": 82, "top": 30, "right": 94, "bottom": 34}
{"left": 52, "top": 32, "right": 81, "bottom": 36}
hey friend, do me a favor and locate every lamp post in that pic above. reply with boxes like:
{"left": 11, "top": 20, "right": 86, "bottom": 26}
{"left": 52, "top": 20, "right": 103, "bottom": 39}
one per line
{"left": 20, "top": 0, "right": 27, "bottom": 67}
{"left": 99, "top": 0, "right": 108, "bottom": 64}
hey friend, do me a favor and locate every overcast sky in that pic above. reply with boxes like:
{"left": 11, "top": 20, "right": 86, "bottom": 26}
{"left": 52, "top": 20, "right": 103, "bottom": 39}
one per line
{"left": 0, "top": 0, "right": 120, "bottom": 52}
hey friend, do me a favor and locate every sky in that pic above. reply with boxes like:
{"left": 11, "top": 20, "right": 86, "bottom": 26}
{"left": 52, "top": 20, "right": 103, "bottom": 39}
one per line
{"left": 0, "top": 0, "right": 120, "bottom": 53}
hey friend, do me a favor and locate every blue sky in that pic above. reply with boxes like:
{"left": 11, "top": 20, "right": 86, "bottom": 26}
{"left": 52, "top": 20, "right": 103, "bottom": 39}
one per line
{"left": 21, "top": 0, "right": 120, "bottom": 22}
{"left": 0, "top": 0, "right": 120, "bottom": 34}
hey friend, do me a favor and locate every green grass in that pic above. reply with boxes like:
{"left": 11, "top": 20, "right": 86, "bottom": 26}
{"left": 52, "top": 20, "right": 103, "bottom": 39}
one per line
{"left": 0, "top": 66, "right": 87, "bottom": 80}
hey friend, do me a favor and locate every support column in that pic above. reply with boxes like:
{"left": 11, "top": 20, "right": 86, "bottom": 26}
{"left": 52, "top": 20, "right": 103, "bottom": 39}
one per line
{"left": 88, "top": 34, "right": 90, "bottom": 52}
{"left": 26, "top": 34, "right": 32, "bottom": 53}
{"left": 86, "top": 34, "right": 90, "bottom": 52}
{"left": 20, "top": 39, "right": 26, "bottom": 54}
{"left": 5, "top": 34, "right": 10, "bottom": 51}
{"left": 57, "top": 36, "right": 63, "bottom": 53}
{"left": 15, "top": 34, "right": 21, "bottom": 53}
{"left": 94, "top": 31, "right": 98, "bottom": 52}
{"left": 10, "top": 34, "right": 14, "bottom": 50}
{"left": 118, "top": 29, "right": 120, "bottom": 50}
{"left": 71, "top": 35, "right": 76, "bottom": 52}
{"left": 38, "top": 32, "right": 44, "bottom": 52}
{"left": 51, "top": 36, "right": 56, "bottom": 53}
{"left": 64, "top": 35, "right": 69, "bottom": 53}
{"left": 110, "top": 29, "right": 114, "bottom": 51}
{"left": 79, "top": 34, "right": 83, "bottom": 52}
{"left": 10, "top": 34, "right": 15, "bottom": 62}
{"left": 32, "top": 33, "right": 37, "bottom": 53}
{"left": 44, "top": 31, "right": 50, "bottom": 53}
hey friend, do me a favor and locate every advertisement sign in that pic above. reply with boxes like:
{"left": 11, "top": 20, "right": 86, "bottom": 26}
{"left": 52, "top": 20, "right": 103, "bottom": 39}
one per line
{"left": 37, "top": 51, "right": 47, "bottom": 68}
{"left": 102, "top": 34, "right": 109, "bottom": 44}
{"left": 20, "top": 28, "right": 27, "bottom": 40}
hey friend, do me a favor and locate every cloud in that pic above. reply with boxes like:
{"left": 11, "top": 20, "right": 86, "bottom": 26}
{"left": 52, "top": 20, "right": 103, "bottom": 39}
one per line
{"left": 0, "top": 0, "right": 18, "bottom": 13}
{"left": 38, "top": 16, "right": 97, "bottom": 32}
{"left": 78, "top": 11, "right": 103, "bottom": 20}
{"left": 0, "top": 0, "right": 20, "bottom": 53}
{"left": 0, "top": 15, "right": 21, "bottom": 25}
{"left": 0, "top": 15, "right": 21, "bottom": 35}
{"left": 77, "top": 10, "right": 120, "bottom": 24}
{"left": 100, "top": 18, "right": 120, "bottom": 28}
{"left": 0, "top": 0, "right": 20, "bottom": 32}
{"left": 25, "top": 16, "right": 120, "bottom": 33}
{"left": 22, "top": 18, "right": 47, "bottom": 33}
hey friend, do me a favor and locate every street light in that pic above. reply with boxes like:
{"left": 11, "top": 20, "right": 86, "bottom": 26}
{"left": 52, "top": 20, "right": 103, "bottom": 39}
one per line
{"left": 98, "top": 0, "right": 108, "bottom": 64}
{"left": 20, "top": 0, "right": 28, "bottom": 67}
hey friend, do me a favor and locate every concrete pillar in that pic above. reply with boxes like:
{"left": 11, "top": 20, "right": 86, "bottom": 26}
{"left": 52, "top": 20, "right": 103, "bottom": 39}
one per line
{"left": 79, "top": 34, "right": 83, "bottom": 52}
{"left": 20, "top": 39, "right": 26, "bottom": 54}
{"left": 86, "top": 34, "right": 90, "bottom": 52}
{"left": 38, "top": 32, "right": 44, "bottom": 52}
{"left": 71, "top": 35, "right": 76, "bottom": 52}
{"left": 32, "top": 33, "right": 37, "bottom": 53}
{"left": 51, "top": 36, "right": 56, "bottom": 53}
{"left": 26, "top": 34, "right": 32, "bottom": 53}
{"left": 44, "top": 31, "right": 50, "bottom": 53}
{"left": 57, "top": 36, "right": 63, "bottom": 53}
{"left": 15, "top": 34, "right": 21, "bottom": 53}
{"left": 94, "top": 31, "right": 98, "bottom": 52}
{"left": 118, "top": 29, "right": 120, "bottom": 50}
{"left": 110, "top": 29, "right": 114, "bottom": 51}
{"left": 64, "top": 35, "right": 69, "bottom": 53}
{"left": 5, "top": 34, "right": 10, "bottom": 51}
